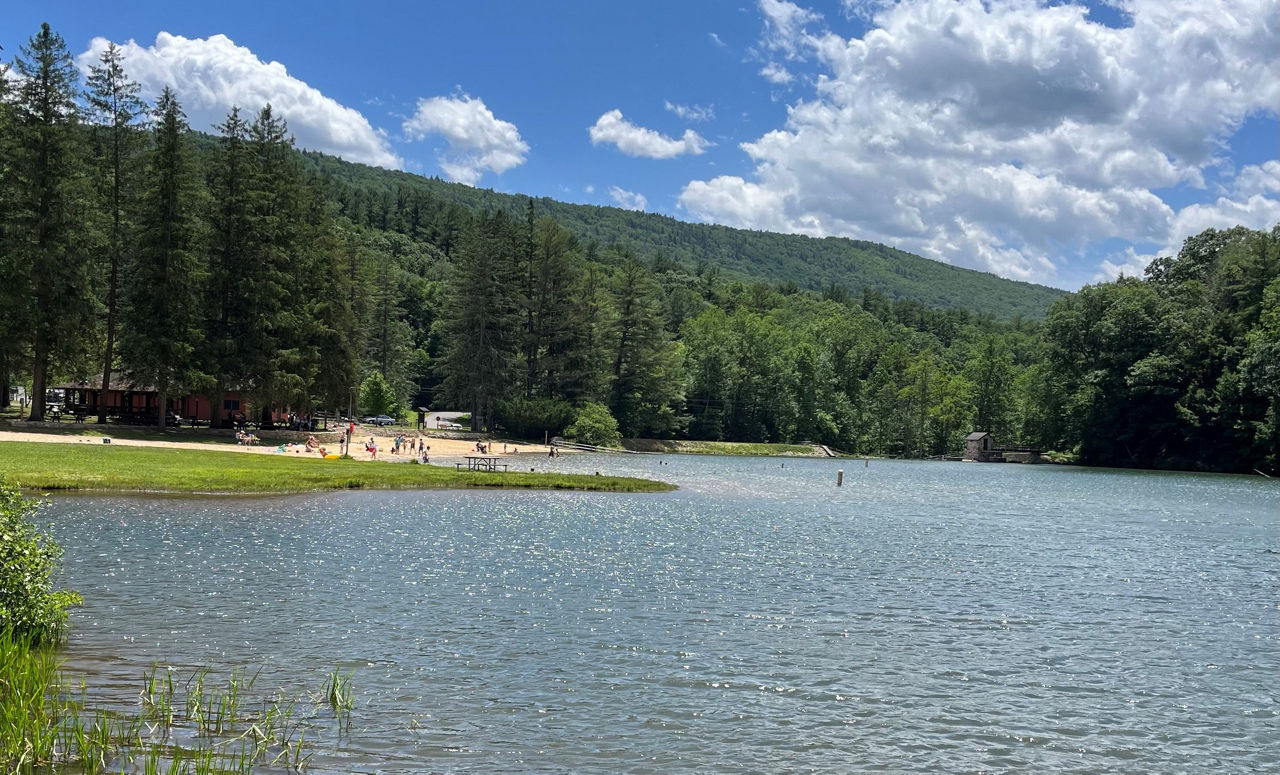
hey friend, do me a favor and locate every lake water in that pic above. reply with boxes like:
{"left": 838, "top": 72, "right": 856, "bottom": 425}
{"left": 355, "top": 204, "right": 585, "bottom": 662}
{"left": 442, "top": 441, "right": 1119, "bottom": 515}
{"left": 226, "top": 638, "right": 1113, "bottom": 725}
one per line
{"left": 40, "top": 455, "right": 1279, "bottom": 773}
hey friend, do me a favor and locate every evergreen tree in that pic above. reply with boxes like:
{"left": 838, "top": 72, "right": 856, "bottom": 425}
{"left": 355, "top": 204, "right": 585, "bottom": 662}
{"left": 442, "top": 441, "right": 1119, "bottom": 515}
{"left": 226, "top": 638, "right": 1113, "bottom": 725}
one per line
{"left": 0, "top": 55, "right": 17, "bottom": 409}
{"left": 243, "top": 104, "right": 303, "bottom": 419}
{"left": 85, "top": 41, "right": 145, "bottom": 422}
{"left": 438, "top": 211, "right": 520, "bottom": 431}
{"left": 524, "top": 216, "right": 583, "bottom": 398}
{"left": 9, "top": 23, "right": 96, "bottom": 421}
{"left": 204, "top": 107, "right": 254, "bottom": 425}
{"left": 607, "top": 253, "right": 685, "bottom": 437}
{"left": 308, "top": 223, "right": 359, "bottom": 418}
{"left": 119, "top": 87, "right": 207, "bottom": 429}
{"left": 560, "top": 260, "right": 611, "bottom": 403}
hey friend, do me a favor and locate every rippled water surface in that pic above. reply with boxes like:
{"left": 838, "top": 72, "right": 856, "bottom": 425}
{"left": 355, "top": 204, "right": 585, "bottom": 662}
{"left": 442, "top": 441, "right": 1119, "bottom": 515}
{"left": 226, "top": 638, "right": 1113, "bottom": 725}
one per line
{"left": 40, "top": 456, "right": 1279, "bottom": 773}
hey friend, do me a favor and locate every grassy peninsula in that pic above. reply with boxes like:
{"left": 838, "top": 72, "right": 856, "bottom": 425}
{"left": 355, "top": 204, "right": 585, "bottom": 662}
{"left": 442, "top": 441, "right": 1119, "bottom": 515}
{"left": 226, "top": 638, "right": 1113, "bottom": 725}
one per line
{"left": 0, "top": 442, "right": 672, "bottom": 494}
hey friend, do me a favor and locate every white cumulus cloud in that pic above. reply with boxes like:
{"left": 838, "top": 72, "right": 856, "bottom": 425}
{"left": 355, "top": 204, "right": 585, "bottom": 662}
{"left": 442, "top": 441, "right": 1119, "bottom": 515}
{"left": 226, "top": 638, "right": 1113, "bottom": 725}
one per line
{"left": 1095, "top": 161, "right": 1280, "bottom": 281}
{"left": 589, "top": 109, "right": 711, "bottom": 159}
{"left": 609, "top": 186, "right": 648, "bottom": 211}
{"left": 681, "top": 0, "right": 1280, "bottom": 286}
{"left": 77, "top": 33, "right": 401, "bottom": 169}
{"left": 402, "top": 94, "right": 529, "bottom": 185}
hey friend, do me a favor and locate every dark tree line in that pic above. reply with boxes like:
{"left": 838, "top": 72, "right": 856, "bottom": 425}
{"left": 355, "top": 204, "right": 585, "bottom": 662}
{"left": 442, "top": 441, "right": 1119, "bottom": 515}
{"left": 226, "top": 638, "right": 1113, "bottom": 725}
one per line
{"left": 1, "top": 23, "right": 1275, "bottom": 475}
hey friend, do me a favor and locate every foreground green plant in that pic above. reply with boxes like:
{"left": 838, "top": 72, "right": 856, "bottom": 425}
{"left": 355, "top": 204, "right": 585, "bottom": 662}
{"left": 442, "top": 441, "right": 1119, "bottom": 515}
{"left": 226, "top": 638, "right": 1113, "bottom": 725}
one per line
{"left": 2, "top": 652, "right": 346, "bottom": 774}
{"left": 0, "top": 483, "right": 81, "bottom": 643}
{"left": 0, "top": 629, "right": 66, "bottom": 772}
{"left": 0, "top": 441, "right": 674, "bottom": 494}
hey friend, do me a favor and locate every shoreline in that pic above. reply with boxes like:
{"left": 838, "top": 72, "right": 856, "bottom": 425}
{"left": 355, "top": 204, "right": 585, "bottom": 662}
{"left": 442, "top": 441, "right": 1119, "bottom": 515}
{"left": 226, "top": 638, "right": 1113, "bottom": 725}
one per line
{"left": 0, "top": 439, "right": 673, "bottom": 495}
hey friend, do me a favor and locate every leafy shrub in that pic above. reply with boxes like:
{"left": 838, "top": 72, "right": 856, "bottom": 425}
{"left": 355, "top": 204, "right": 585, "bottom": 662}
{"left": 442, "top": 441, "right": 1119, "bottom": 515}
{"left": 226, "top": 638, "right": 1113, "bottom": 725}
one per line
{"left": 564, "top": 403, "right": 622, "bottom": 447}
{"left": 496, "top": 397, "right": 575, "bottom": 440}
{"left": 0, "top": 483, "right": 80, "bottom": 644}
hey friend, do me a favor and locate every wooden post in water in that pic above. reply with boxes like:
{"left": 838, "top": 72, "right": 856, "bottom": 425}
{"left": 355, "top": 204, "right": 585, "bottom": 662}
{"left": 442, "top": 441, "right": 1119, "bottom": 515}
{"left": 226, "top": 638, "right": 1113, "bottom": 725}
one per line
{"left": 837, "top": 469, "right": 844, "bottom": 486}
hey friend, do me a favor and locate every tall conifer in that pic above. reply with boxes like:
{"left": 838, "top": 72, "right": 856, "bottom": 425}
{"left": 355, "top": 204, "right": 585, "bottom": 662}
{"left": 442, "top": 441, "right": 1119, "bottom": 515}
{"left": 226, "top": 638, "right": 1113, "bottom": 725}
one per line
{"left": 85, "top": 41, "right": 146, "bottom": 422}
{"left": 439, "top": 211, "right": 520, "bottom": 431}
{"left": 204, "top": 106, "right": 253, "bottom": 424}
{"left": 10, "top": 23, "right": 95, "bottom": 421}
{"left": 119, "top": 87, "right": 206, "bottom": 428}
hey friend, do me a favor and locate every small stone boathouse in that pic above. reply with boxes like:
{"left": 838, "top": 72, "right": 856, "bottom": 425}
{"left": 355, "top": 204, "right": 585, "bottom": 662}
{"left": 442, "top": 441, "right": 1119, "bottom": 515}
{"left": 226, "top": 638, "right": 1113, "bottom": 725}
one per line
{"left": 963, "top": 431, "right": 1043, "bottom": 463}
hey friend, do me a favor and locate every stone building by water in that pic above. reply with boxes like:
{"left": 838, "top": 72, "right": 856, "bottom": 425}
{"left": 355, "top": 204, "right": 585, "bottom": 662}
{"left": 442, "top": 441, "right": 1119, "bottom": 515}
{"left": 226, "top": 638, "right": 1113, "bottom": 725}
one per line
{"left": 963, "top": 431, "right": 1043, "bottom": 463}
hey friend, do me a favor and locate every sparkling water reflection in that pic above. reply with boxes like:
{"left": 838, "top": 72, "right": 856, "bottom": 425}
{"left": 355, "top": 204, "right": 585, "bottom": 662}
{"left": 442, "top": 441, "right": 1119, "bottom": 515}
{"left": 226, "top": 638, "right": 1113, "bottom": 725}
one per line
{"left": 40, "top": 456, "right": 1279, "bottom": 773}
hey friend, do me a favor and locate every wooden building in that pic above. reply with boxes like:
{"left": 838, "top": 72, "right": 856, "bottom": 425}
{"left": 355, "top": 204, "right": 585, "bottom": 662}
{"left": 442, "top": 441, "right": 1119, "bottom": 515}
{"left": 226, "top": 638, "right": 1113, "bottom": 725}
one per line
{"left": 53, "top": 373, "right": 270, "bottom": 426}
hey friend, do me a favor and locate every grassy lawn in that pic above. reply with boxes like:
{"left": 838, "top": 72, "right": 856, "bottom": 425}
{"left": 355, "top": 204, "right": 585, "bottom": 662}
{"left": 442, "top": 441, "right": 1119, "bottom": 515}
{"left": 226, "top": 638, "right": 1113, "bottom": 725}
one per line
{"left": 0, "top": 442, "right": 673, "bottom": 494}
{"left": 623, "top": 439, "right": 827, "bottom": 456}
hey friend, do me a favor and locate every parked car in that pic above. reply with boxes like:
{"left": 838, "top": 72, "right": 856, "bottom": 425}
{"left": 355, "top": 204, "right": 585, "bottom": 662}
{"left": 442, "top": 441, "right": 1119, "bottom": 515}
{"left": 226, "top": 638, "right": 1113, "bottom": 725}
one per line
{"left": 364, "top": 414, "right": 396, "bottom": 426}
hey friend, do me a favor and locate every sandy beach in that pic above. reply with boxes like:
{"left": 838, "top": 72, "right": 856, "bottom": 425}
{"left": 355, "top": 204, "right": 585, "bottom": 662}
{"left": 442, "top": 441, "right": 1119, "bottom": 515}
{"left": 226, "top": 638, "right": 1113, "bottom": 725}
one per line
{"left": 0, "top": 428, "right": 557, "bottom": 464}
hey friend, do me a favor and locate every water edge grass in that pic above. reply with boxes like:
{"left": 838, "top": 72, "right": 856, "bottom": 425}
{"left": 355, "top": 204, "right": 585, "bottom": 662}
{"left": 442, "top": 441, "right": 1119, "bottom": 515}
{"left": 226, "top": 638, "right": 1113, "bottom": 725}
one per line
{"left": 0, "top": 636, "right": 347, "bottom": 774}
{"left": 0, "top": 441, "right": 674, "bottom": 494}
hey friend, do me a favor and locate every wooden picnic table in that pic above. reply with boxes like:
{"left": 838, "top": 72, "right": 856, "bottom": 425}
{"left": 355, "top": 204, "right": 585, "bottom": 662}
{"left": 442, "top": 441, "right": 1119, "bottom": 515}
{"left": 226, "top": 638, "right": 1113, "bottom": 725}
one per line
{"left": 456, "top": 456, "right": 508, "bottom": 472}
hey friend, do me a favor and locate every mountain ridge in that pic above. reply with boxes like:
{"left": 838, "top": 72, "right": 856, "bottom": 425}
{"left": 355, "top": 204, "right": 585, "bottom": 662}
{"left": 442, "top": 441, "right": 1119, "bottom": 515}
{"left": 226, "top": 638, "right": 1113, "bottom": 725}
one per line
{"left": 295, "top": 149, "right": 1067, "bottom": 319}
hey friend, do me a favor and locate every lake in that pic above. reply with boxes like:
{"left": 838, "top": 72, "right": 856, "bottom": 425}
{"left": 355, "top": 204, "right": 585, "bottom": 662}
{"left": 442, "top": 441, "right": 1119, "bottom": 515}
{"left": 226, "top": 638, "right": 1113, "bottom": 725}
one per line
{"left": 40, "top": 455, "right": 1279, "bottom": 773}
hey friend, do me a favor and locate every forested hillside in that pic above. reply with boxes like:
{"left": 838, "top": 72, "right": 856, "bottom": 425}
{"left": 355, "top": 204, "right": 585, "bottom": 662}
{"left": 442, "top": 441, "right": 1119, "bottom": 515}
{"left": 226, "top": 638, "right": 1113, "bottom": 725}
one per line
{"left": 296, "top": 151, "right": 1066, "bottom": 321}
{"left": 1, "top": 23, "right": 1276, "bottom": 474}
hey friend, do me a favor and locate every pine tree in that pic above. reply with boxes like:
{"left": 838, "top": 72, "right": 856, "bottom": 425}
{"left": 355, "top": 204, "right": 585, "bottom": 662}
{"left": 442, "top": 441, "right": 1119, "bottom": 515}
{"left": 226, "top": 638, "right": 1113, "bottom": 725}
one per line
{"left": 607, "top": 252, "right": 685, "bottom": 437}
{"left": 119, "top": 87, "right": 207, "bottom": 428}
{"left": 243, "top": 104, "right": 310, "bottom": 420}
{"left": 309, "top": 223, "right": 359, "bottom": 419}
{"left": 204, "top": 107, "right": 255, "bottom": 426}
{"left": 85, "top": 42, "right": 146, "bottom": 422}
{"left": 10, "top": 23, "right": 96, "bottom": 421}
{"left": 438, "top": 211, "right": 520, "bottom": 431}
{"left": 0, "top": 54, "right": 17, "bottom": 409}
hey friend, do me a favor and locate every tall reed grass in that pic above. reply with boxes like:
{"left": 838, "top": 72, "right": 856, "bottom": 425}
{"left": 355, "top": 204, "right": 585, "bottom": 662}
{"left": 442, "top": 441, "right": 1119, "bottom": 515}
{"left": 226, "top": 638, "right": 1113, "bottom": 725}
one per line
{"left": 0, "top": 638, "right": 350, "bottom": 774}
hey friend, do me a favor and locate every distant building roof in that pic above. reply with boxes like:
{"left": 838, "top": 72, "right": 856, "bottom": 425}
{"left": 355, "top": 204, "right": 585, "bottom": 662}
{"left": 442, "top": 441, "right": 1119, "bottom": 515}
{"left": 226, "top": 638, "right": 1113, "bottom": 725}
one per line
{"left": 52, "top": 372, "right": 157, "bottom": 393}
{"left": 965, "top": 431, "right": 991, "bottom": 440}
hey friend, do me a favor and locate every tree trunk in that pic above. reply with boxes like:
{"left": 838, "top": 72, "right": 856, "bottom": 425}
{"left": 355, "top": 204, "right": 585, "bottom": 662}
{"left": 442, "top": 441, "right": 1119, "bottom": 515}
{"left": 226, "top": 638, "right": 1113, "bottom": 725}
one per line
{"left": 30, "top": 351, "right": 48, "bottom": 422}
{"left": 99, "top": 262, "right": 119, "bottom": 423}
{"left": 157, "top": 389, "right": 167, "bottom": 429}
{"left": 0, "top": 351, "right": 9, "bottom": 409}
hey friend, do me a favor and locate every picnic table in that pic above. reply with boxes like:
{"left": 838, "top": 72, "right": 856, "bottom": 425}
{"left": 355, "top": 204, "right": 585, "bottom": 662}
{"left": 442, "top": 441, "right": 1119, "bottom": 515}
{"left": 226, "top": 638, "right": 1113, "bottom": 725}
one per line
{"left": 456, "top": 456, "right": 508, "bottom": 473}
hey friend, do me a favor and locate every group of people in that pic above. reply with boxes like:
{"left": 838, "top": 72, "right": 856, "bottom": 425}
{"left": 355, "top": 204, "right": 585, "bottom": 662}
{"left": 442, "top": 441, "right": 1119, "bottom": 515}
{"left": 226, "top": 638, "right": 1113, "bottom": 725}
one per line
{"left": 475, "top": 441, "right": 521, "bottom": 455}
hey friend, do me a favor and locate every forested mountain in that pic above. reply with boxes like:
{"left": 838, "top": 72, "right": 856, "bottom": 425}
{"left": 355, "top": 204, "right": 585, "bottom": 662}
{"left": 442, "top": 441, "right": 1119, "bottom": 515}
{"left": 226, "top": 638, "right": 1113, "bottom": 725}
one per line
{"left": 294, "top": 151, "right": 1066, "bottom": 321}
{"left": 1, "top": 23, "right": 1275, "bottom": 475}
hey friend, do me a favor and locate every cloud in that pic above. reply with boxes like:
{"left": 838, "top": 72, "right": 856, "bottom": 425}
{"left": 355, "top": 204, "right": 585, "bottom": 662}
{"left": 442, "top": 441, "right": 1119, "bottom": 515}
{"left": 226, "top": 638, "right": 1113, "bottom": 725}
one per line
{"left": 709, "top": 32, "right": 727, "bottom": 48}
{"left": 759, "top": 0, "right": 822, "bottom": 58}
{"left": 77, "top": 33, "right": 401, "bottom": 169}
{"left": 589, "top": 109, "right": 711, "bottom": 159}
{"left": 680, "top": 0, "right": 1280, "bottom": 285}
{"left": 758, "top": 62, "right": 794, "bottom": 84}
{"left": 664, "top": 101, "right": 716, "bottom": 122}
{"left": 609, "top": 186, "right": 648, "bottom": 211}
{"left": 1095, "top": 161, "right": 1280, "bottom": 281}
{"left": 1232, "top": 160, "right": 1280, "bottom": 198}
{"left": 402, "top": 94, "right": 529, "bottom": 185}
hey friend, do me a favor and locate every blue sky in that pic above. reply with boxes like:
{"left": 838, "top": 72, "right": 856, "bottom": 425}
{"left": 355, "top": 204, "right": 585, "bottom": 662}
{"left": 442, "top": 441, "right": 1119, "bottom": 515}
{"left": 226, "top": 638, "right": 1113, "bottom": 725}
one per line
{"left": 3, "top": 0, "right": 1277, "bottom": 289}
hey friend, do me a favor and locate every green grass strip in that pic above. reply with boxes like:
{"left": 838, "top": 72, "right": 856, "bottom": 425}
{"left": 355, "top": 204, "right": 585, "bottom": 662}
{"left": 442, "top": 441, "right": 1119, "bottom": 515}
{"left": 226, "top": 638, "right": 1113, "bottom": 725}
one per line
{"left": 0, "top": 442, "right": 673, "bottom": 494}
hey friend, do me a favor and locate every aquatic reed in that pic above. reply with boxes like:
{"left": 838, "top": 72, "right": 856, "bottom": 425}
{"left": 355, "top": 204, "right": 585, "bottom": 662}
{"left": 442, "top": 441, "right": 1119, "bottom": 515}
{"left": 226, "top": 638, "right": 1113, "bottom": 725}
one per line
{"left": 1, "top": 645, "right": 352, "bottom": 774}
